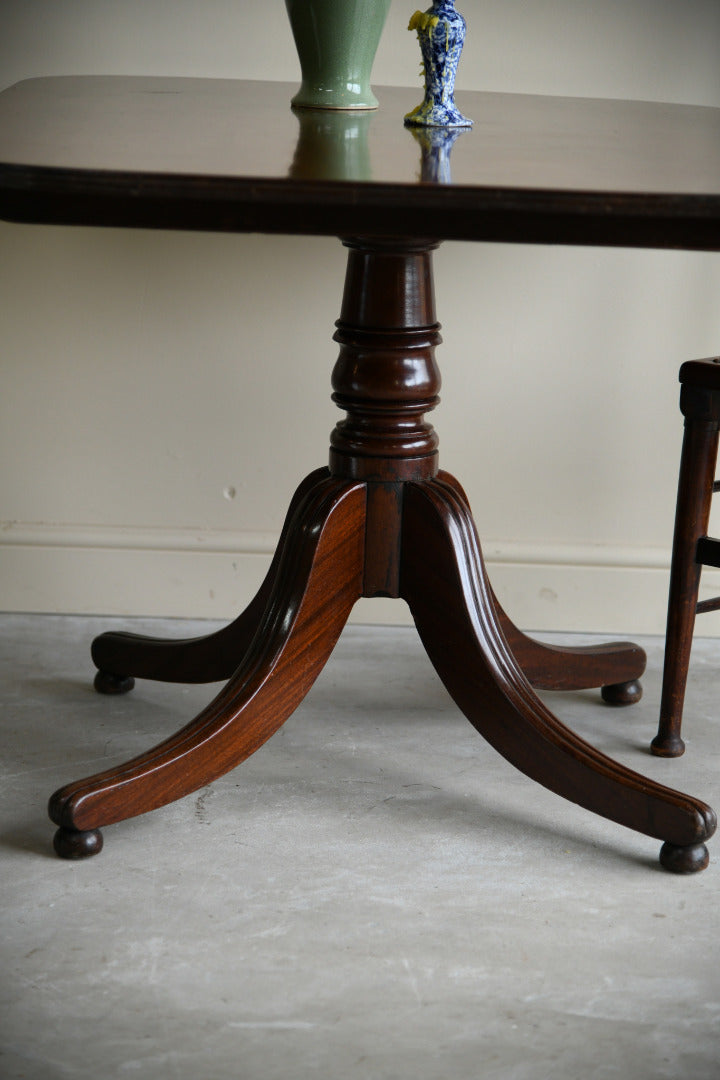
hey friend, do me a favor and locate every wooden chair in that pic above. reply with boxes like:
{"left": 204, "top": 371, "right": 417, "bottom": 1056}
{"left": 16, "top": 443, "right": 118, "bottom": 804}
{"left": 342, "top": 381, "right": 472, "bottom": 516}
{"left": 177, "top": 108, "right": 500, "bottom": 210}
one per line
{"left": 653, "top": 357, "right": 720, "bottom": 756}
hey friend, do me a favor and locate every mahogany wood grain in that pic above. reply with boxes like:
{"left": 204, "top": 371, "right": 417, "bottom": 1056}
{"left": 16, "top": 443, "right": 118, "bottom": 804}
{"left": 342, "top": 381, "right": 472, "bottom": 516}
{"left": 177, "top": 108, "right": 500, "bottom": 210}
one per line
{"left": 7, "top": 78, "right": 714, "bottom": 868}
{"left": 47, "top": 238, "right": 717, "bottom": 870}
{"left": 400, "top": 475, "right": 714, "bottom": 871}
{"left": 1, "top": 79, "right": 719, "bottom": 250}
{"left": 90, "top": 467, "right": 330, "bottom": 686}
{"left": 498, "top": 613, "right": 644, "bottom": 700}
{"left": 438, "top": 470, "right": 646, "bottom": 696}
{"left": 50, "top": 477, "right": 365, "bottom": 847}
{"left": 330, "top": 239, "right": 441, "bottom": 481}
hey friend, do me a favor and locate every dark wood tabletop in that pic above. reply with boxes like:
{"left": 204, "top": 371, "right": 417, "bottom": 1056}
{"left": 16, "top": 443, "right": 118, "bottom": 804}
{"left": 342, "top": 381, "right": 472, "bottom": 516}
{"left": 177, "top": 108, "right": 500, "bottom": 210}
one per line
{"left": 1, "top": 76, "right": 719, "bottom": 249}
{"left": 8, "top": 74, "right": 716, "bottom": 870}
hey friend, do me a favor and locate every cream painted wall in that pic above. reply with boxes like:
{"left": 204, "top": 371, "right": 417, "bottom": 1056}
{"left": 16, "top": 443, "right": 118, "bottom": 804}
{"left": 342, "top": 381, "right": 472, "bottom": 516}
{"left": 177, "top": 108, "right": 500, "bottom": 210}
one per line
{"left": 2, "top": 1, "right": 720, "bottom": 633}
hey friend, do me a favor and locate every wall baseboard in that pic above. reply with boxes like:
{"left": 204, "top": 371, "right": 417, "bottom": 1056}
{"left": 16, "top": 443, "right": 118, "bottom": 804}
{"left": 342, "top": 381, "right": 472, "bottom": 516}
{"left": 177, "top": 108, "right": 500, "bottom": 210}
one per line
{"left": 3, "top": 522, "right": 720, "bottom": 636}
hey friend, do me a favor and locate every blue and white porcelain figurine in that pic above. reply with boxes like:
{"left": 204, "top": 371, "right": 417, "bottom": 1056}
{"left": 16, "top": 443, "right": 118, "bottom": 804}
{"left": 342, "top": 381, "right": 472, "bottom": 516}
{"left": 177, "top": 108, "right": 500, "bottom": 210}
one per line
{"left": 404, "top": 1, "right": 473, "bottom": 128}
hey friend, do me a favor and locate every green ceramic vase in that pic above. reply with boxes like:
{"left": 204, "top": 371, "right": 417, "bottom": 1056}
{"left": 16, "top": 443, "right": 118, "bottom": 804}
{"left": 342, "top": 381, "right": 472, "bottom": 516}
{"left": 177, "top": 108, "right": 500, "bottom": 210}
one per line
{"left": 285, "top": 0, "right": 392, "bottom": 110}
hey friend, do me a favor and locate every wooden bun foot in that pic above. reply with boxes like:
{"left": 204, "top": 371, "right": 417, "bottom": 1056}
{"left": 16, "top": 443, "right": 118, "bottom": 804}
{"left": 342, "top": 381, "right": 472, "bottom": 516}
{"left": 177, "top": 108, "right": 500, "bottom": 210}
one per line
{"left": 659, "top": 840, "right": 709, "bottom": 874}
{"left": 651, "top": 733, "right": 686, "bottom": 758}
{"left": 53, "top": 827, "right": 104, "bottom": 860}
{"left": 94, "top": 670, "right": 135, "bottom": 695}
{"left": 46, "top": 240, "right": 716, "bottom": 871}
{"left": 601, "top": 679, "right": 643, "bottom": 706}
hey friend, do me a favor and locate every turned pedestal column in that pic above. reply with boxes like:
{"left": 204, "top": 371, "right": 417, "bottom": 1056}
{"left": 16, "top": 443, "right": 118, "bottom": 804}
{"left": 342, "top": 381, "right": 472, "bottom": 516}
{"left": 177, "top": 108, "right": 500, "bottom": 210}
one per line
{"left": 50, "top": 238, "right": 714, "bottom": 872}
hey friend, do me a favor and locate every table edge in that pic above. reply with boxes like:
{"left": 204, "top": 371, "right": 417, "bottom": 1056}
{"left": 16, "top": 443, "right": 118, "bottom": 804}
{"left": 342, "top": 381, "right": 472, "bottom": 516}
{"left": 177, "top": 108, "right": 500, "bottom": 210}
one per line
{"left": 2, "top": 160, "right": 720, "bottom": 251}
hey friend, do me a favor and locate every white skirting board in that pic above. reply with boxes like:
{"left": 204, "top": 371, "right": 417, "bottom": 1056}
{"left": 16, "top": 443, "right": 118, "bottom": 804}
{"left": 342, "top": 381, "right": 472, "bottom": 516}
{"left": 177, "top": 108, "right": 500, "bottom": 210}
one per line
{"left": 3, "top": 522, "right": 720, "bottom": 636}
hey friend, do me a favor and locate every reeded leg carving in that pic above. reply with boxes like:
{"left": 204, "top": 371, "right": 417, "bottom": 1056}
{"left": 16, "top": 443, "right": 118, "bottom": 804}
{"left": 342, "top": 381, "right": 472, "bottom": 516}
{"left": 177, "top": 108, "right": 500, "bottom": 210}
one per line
{"left": 496, "top": 609, "right": 646, "bottom": 701}
{"left": 91, "top": 467, "right": 332, "bottom": 689}
{"left": 49, "top": 476, "right": 366, "bottom": 856}
{"left": 502, "top": 616, "right": 644, "bottom": 705}
{"left": 436, "top": 472, "right": 646, "bottom": 699}
{"left": 50, "top": 235, "right": 717, "bottom": 874}
{"left": 400, "top": 477, "right": 716, "bottom": 871}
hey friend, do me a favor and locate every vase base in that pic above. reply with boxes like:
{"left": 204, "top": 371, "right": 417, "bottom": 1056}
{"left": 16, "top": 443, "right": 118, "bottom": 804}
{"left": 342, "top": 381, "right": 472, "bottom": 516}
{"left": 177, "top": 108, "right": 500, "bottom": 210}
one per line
{"left": 291, "top": 100, "right": 379, "bottom": 112}
{"left": 404, "top": 100, "right": 473, "bottom": 129}
{"left": 291, "top": 86, "right": 380, "bottom": 112}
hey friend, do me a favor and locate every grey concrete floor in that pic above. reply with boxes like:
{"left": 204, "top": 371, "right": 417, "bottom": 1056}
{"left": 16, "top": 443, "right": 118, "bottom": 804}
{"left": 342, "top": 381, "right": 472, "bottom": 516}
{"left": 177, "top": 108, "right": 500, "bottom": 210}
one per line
{"left": 1, "top": 613, "right": 720, "bottom": 1079}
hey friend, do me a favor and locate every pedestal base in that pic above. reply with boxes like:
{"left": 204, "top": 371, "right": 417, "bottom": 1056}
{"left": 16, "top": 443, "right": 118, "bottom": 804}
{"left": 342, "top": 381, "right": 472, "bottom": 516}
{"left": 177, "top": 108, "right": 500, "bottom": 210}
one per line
{"left": 48, "top": 239, "right": 716, "bottom": 871}
{"left": 49, "top": 466, "right": 715, "bottom": 871}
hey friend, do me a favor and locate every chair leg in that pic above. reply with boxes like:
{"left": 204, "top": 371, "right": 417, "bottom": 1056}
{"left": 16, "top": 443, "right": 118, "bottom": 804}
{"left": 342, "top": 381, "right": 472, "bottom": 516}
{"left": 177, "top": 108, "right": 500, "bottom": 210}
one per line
{"left": 653, "top": 418, "right": 720, "bottom": 757}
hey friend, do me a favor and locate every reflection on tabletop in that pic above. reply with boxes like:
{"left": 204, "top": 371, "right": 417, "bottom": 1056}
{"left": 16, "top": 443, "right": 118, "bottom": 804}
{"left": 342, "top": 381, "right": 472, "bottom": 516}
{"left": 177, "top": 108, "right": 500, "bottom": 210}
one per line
{"left": 288, "top": 106, "right": 468, "bottom": 184}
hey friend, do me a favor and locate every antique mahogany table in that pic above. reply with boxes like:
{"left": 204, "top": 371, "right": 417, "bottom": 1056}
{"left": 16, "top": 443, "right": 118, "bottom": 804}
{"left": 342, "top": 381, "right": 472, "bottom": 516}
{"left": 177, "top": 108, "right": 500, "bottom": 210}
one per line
{"left": 2, "top": 78, "right": 720, "bottom": 869}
